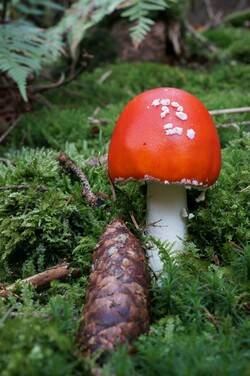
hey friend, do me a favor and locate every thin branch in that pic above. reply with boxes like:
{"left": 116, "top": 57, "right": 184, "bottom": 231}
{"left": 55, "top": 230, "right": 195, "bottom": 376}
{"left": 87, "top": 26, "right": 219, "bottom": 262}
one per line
{"left": 31, "top": 73, "right": 65, "bottom": 93}
{"left": 240, "top": 185, "right": 250, "bottom": 193}
{"left": 108, "top": 175, "right": 116, "bottom": 202}
{"left": 130, "top": 211, "right": 140, "bottom": 231}
{"left": 31, "top": 64, "right": 86, "bottom": 94}
{"left": 0, "top": 184, "right": 47, "bottom": 192}
{"left": 0, "top": 184, "right": 29, "bottom": 191}
{"left": 203, "top": 0, "right": 215, "bottom": 21}
{"left": 58, "top": 152, "right": 102, "bottom": 207}
{"left": 216, "top": 120, "right": 250, "bottom": 131}
{"left": 0, "top": 262, "right": 80, "bottom": 298}
{"left": 210, "top": 107, "right": 250, "bottom": 116}
{"left": 203, "top": 307, "right": 219, "bottom": 330}
{"left": 0, "top": 117, "right": 21, "bottom": 144}
{"left": 97, "top": 70, "right": 112, "bottom": 85}
{"left": 0, "top": 158, "right": 13, "bottom": 167}
{"left": 184, "top": 21, "right": 218, "bottom": 53}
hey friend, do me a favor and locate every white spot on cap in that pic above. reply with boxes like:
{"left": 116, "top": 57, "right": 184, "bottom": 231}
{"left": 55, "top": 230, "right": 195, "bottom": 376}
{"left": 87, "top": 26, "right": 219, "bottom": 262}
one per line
{"left": 177, "top": 106, "right": 183, "bottom": 112}
{"left": 152, "top": 99, "right": 161, "bottom": 107}
{"left": 163, "top": 123, "right": 173, "bottom": 129}
{"left": 160, "top": 99, "right": 170, "bottom": 106}
{"left": 180, "top": 178, "right": 192, "bottom": 185}
{"left": 160, "top": 112, "right": 167, "bottom": 119}
{"left": 176, "top": 112, "right": 188, "bottom": 120}
{"left": 165, "top": 127, "right": 183, "bottom": 136}
{"left": 164, "top": 180, "right": 169, "bottom": 184}
{"left": 146, "top": 105, "right": 150, "bottom": 109}
{"left": 171, "top": 101, "right": 180, "bottom": 108}
{"left": 161, "top": 105, "right": 169, "bottom": 113}
{"left": 192, "top": 180, "right": 199, "bottom": 186}
{"left": 187, "top": 129, "right": 196, "bottom": 139}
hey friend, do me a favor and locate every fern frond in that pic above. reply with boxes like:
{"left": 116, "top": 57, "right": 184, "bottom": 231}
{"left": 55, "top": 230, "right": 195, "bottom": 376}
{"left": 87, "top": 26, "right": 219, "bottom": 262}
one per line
{"left": 13, "top": 0, "right": 65, "bottom": 16}
{"left": 0, "top": 22, "right": 63, "bottom": 101}
{"left": 122, "top": 0, "right": 174, "bottom": 47}
{"left": 55, "top": 0, "right": 124, "bottom": 59}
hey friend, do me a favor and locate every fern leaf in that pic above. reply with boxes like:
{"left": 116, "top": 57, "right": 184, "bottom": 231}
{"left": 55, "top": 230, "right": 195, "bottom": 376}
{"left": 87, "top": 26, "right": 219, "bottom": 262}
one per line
{"left": 0, "top": 22, "right": 63, "bottom": 101}
{"left": 122, "top": 0, "right": 174, "bottom": 47}
{"left": 55, "top": 0, "right": 124, "bottom": 59}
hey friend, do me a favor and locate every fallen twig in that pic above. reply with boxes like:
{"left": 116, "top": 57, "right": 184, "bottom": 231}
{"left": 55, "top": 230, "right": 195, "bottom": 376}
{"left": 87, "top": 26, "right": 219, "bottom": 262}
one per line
{"left": 130, "top": 211, "right": 141, "bottom": 231}
{"left": 108, "top": 175, "right": 117, "bottom": 202}
{"left": 210, "top": 107, "right": 250, "bottom": 116}
{"left": 204, "top": 0, "right": 215, "bottom": 20}
{"left": 97, "top": 70, "right": 112, "bottom": 85}
{"left": 216, "top": 120, "right": 250, "bottom": 130}
{"left": 0, "top": 117, "right": 21, "bottom": 145}
{"left": 185, "top": 21, "right": 218, "bottom": 53}
{"left": 0, "top": 262, "right": 80, "bottom": 298}
{"left": 58, "top": 152, "right": 101, "bottom": 207}
{"left": 203, "top": 307, "right": 219, "bottom": 330}
{"left": 31, "top": 64, "right": 87, "bottom": 94}
{"left": 240, "top": 185, "right": 250, "bottom": 193}
{"left": 0, "top": 184, "right": 47, "bottom": 192}
{"left": 0, "top": 158, "right": 13, "bottom": 167}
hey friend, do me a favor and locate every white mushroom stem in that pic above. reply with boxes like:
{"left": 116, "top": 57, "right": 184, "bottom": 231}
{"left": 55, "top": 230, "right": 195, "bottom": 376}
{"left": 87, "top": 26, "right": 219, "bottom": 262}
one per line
{"left": 146, "top": 182, "right": 187, "bottom": 275}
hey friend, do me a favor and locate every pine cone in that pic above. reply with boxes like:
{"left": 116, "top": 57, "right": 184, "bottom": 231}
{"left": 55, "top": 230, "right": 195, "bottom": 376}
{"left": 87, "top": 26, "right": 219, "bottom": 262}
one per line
{"left": 77, "top": 218, "right": 150, "bottom": 355}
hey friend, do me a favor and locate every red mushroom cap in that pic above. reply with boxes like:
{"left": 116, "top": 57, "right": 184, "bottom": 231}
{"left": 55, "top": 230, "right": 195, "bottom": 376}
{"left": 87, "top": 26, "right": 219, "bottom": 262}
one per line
{"left": 108, "top": 88, "right": 221, "bottom": 188}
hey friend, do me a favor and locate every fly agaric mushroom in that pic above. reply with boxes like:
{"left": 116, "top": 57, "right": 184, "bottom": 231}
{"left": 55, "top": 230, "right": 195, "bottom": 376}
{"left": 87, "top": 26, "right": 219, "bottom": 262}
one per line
{"left": 108, "top": 88, "right": 221, "bottom": 275}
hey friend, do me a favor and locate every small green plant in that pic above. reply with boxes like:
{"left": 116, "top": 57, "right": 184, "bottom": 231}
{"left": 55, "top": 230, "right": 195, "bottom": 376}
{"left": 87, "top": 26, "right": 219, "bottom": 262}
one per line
{"left": 0, "top": 0, "right": 176, "bottom": 101}
{"left": 121, "top": 0, "right": 170, "bottom": 47}
{"left": 0, "top": 21, "right": 62, "bottom": 101}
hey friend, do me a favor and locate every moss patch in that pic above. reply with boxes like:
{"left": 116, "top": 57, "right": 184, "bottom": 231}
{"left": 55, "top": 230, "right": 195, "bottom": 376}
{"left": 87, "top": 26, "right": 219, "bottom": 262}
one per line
{"left": 0, "top": 59, "right": 250, "bottom": 375}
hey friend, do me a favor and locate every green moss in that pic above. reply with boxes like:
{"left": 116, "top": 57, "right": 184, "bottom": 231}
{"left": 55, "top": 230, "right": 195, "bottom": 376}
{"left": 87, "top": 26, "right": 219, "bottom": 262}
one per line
{"left": 188, "top": 136, "right": 250, "bottom": 262}
{"left": 225, "top": 9, "right": 250, "bottom": 27}
{"left": 102, "top": 318, "right": 250, "bottom": 376}
{"left": 0, "top": 60, "right": 250, "bottom": 374}
{"left": 2, "top": 62, "right": 250, "bottom": 153}
{"left": 203, "top": 26, "right": 250, "bottom": 63}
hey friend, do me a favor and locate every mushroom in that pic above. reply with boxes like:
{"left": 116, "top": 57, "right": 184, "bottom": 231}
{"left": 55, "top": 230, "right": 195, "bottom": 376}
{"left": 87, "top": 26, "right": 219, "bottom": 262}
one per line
{"left": 108, "top": 88, "right": 221, "bottom": 276}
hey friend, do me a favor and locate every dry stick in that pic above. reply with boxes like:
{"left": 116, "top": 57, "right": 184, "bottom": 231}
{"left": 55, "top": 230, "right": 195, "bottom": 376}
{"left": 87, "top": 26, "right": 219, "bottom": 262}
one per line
{"left": 31, "top": 64, "right": 87, "bottom": 94}
{"left": 216, "top": 120, "right": 250, "bottom": 130}
{"left": 0, "top": 184, "right": 30, "bottom": 191}
{"left": 58, "top": 152, "right": 100, "bottom": 206}
{"left": 184, "top": 21, "right": 218, "bottom": 53}
{"left": 0, "top": 158, "right": 13, "bottom": 167}
{"left": 0, "top": 262, "right": 80, "bottom": 298}
{"left": 0, "top": 117, "right": 21, "bottom": 144}
{"left": 209, "top": 107, "right": 250, "bottom": 116}
{"left": 204, "top": 0, "right": 215, "bottom": 20}
{"left": 203, "top": 307, "right": 219, "bottom": 330}
{"left": 0, "top": 184, "right": 47, "bottom": 191}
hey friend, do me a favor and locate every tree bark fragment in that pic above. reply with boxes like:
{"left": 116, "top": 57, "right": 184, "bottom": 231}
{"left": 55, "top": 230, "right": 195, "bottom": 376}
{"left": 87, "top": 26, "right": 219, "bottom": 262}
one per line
{"left": 77, "top": 219, "right": 150, "bottom": 355}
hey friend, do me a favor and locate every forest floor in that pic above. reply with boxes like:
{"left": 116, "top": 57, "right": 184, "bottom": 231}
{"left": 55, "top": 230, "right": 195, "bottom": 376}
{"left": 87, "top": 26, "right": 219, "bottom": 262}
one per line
{"left": 0, "top": 24, "right": 250, "bottom": 376}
